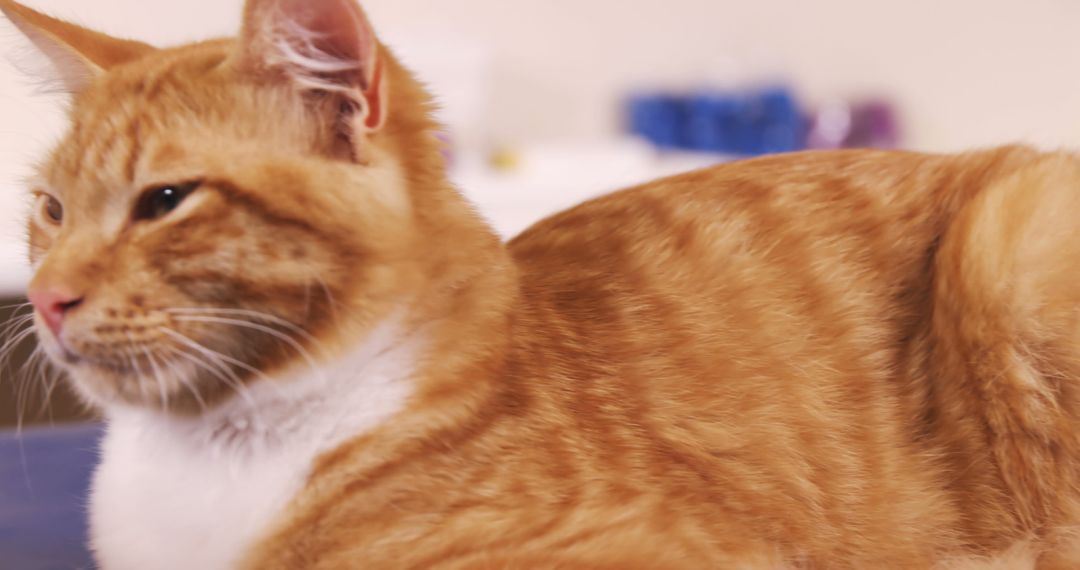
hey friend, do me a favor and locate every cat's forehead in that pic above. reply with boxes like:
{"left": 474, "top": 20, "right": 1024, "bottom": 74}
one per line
{"left": 41, "top": 40, "right": 297, "bottom": 194}
{"left": 44, "top": 47, "right": 218, "bottom": 172}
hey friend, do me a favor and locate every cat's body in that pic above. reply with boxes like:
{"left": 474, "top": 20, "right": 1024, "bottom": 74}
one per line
{"left": 247, "top": 147, "right": 1078, "bottom": 569}
{"left": 2, "top": 0, "right": 1078, "bottom": 568}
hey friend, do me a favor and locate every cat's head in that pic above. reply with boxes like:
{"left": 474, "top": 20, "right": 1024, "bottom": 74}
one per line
{"left": 1, "top": 0, "right": 492, "bottom": 413}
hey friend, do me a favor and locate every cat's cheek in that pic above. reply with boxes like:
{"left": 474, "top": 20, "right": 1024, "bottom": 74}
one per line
{"left": 28, "top": 243, "right": 47, "bottom": 269}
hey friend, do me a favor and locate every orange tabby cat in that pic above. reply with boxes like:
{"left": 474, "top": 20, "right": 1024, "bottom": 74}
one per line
{"left": 2, "top": 0, "right": 1078, "bottom": 568}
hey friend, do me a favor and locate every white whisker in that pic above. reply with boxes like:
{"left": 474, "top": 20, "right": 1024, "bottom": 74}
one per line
{"left": 313, "top": 273, "right": 341, "bottom": 323}
{"left": 160, "top": 327, "right": 262, "bottom": 382}
{"left": 0, "top": 313, "right": 38, "bottom": 431}
{"left": 24, "top": 346, "right": 57, "bottom": 421}
{"left": 122, "top": 338, "right": 150, "bottom": 404}
{"left": 0, "top": 317, "right": 37, "bottom": 368}
{"left": 158, "top": 342, "right": 260, "bottom": 412}
{"left": 153, "top": 348, "right": 209, "bottom": 414}
{"left": 170, "top": 315, "right": 325, "bottom": 382}
{"left": 142, "top": 346, "right": 170, "bottom": 413}
{"left": 39, "top": 363, "right": 64, "bottom": 425}
{"left": 158, "top": 327, "right": 291, "bottom": 411}
{"left": 0, "top": 312, "right": 34, "bottom": 341}
{"left": 164, "top": 307, "right": 322, "bottom": 349}
{"left": 172, "top": 361, "right": 209, "bottom": 414}
{"left": 1, "top": 325, "right": 40, "bottom": 429}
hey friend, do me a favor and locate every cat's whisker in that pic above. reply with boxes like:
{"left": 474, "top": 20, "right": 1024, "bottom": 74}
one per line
{"left": 0, "top": 313, "right": 34, "bottom": 342}
{"left": 18, "top": 361, "right": 56, "bottom": 431}
{"left": 38, "top": 366, "right": 63, "bottom": 426}
{"left": 122, "top": 340, "right": 151, "bottom": 405}
{"left": 0, "top": 314, "right": 36, "bottom": 352}
{"left": 183, "top": 326, "right": 294, "bottom": 405}
{"left": 152, "top": 347, "right": 209, "bottom": 415}
{"left": 164, "top": 351, "right": 210, "bottom": 415}
{"left": 164, "top": 307, "right": 323, "bottom": 351}
{"left": 13, "top": 362, "right": 32, "bottom": 434}
{"left": 158, "top": 341, "right": 260, "bottom": 413}
{"left": 158, "top": 327, "right": 283, "bottom": 407}
{"left": 0, "top": 330, "right": 35, "bottom": 386}
{"left": 182, "top": 379, "right": 210, "bottom": 415}
{"left": 0, "top": 313, "right": 36, "bottom": 342}
{"left": 142, "top": 346, "right": 170, "bottom": 413}
{"left": 1, "top": 314, "right": 47, "bottom": 432}
{"left": 1, "top": 306, "right": 34, "bottom": 320}
{"left": 302, "top": 279, "right": 313, "bottom": 321}
{"left": 0, "top": 324, "right": 40, "bottom": 380}
{"left": 312, "top": 273, "right": 341, "bottom": 323}
{"left": 40, "top": 361, "right": 64, "bottom": 425}
{"left": 23, "top": 345, "right": 57, "bottom": 422}
{"left": 169, "top": 315, "right": 326, "bottom": 383}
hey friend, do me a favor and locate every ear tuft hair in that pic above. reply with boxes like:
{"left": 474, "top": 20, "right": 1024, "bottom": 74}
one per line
{"left": 264, "top": 16, "right": 364, "bottom": 97}
{"left": 0, "top": 0, "right": 154, "bottom": 94}
{"left": 5, "top": 24, "right": 94, "bottom": 95}
{"left": 238, "top": 0, "right": 389, "bottom": 155}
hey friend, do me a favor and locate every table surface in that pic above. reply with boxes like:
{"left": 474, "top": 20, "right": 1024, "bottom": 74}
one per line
{"left": 0, "top": 424, "right": 101, "bottom": 570}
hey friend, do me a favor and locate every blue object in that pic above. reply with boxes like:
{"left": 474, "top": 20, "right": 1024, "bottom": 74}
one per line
{"left": 627, "top": 94, "right": 686, "bottom": 149}
{"left": 0, "top": 424, "right": 102, "bottom": 570}
{"left": 627, "top": 87, "right": 807, "bottom": 156}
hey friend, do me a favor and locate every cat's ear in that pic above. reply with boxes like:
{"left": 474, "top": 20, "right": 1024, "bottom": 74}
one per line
{"left": 0, "top": 0, "right": 155, "bottom": 94}
{"left": 237, "top": 0, "right": 388, "bottom": 146}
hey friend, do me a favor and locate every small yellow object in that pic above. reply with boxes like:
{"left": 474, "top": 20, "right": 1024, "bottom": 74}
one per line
{"left": 489, "top": 148, "right": 521, "bottom": 171}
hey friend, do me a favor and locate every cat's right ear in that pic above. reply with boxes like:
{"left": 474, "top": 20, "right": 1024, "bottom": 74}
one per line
{"left": 0, "top": 0, "right": 155, "bottom": 94}
{"left": 237, "top": 0, "right": 388, "bottom": 162}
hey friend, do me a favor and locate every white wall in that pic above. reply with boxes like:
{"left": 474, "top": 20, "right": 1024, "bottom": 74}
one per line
{"left": 373, "top": 0, "right": 1080, "bottom": 152}
{"left": 1, "top": 0, "right": 1079, "bottom": 289}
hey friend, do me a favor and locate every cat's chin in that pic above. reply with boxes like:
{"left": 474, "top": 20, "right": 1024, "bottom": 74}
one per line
{"left": 56, "top": 349, "right": 226, "bottom": 415}
{"left": 32, "top": 318, "right": 260, "bottom": 414}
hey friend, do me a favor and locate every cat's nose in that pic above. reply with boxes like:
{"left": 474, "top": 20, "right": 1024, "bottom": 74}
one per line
{"left": 27, "top": 287, "right": 85, "bottom": 336}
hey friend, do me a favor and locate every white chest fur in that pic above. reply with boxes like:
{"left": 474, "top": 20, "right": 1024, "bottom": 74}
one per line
{"left": 89, "top": 323, "right": 417, "bottom": 570}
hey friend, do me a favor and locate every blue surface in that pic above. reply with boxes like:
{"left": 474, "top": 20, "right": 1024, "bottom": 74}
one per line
{"left": 0, "top": 424, "right": 102, "bottom": 570}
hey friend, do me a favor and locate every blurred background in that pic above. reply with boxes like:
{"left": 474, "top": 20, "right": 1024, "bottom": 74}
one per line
{"left": 0, "top": 2, "right": 1078, "bottom": 567}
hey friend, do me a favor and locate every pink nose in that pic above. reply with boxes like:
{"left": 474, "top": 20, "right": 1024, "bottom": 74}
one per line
{"left": 27, "top": 288, "right": 84, "bottom": 336}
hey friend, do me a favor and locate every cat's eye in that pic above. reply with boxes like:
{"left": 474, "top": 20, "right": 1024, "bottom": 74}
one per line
{"left": 40, "top": 194, "right": 63, "bottom": 225}
{"left": 134, "top": 182, "right": 199, "bottom": 221}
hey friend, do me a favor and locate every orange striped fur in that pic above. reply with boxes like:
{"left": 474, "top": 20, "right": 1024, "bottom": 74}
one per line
{"left": 3, "top": 0, "right": 1079, "bottom": 568}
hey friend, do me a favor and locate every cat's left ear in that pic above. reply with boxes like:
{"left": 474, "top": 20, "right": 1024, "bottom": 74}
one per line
{"left": 0, "top": 0, "right": 155, "bottom": 94}
{"left": 238, "top": 0, "right": 388, "bottom": 152}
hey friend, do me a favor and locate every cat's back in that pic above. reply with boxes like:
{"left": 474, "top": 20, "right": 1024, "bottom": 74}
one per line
{"left": 504, "top": 146, "right": 1046, "bottom": 439}
{"left": 506, "top": 148, "right": 1019, "bottom": 371}
{"left": 492, "top": 146, "right": 1050, "bottom": 566}
{"left": 508, "top": 146, "right": 1043, "bottom": 357}
{"left": 509, "top": 146, "right": 1031, "bottom": 286}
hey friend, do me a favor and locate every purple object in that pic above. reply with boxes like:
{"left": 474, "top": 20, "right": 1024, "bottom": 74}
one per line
{"left": 807, "top": 100, "right": 900, "bottom": 150}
